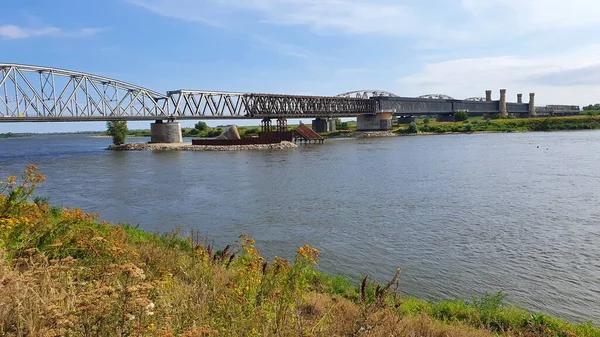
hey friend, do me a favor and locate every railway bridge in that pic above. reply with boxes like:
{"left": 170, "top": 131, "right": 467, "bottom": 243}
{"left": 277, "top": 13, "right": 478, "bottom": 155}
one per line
{"left": 0, "top": 63, "right": 572, "bottom": 143}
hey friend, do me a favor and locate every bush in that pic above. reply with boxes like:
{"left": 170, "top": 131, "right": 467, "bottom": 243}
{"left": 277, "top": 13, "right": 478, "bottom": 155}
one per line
{"left": 465, "top": 124, "right": 473, "bottom": 133}
{"left": 194, "top": 121, "right": 208, "bottom": 131}
{"left": 454, "top": 110, "right": 469, "bottom": 122}
{"left": 206, "top": 128, "right": 223, "bottom": 138}
{"left": 407, "top": 122, "right": 419, "bottom": 134}
{"left": 106, "top": 121, "right": 128, "bottom": 145}
{"left": 423, "top": 117, "right": 431, "bottom": 125}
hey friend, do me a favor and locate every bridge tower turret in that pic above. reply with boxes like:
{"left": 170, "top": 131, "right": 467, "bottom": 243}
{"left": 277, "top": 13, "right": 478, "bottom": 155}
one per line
{"left": 485, "top": 90, "right": 492, "bottom": 102}
{"left": 499, "top": 89, "right": 508, "bottom": 118}
{"left": 529, "top": 93, "right": 536, "bottom": 117}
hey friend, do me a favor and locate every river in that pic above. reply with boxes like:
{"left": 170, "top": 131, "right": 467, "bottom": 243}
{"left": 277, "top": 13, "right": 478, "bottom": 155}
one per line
{"left": 1, "top": 131, "right": 599, "bottom": 323}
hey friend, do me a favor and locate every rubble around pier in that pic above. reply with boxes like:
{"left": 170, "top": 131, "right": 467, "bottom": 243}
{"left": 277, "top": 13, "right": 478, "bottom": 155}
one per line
{"left": 107, "top": 141, "right": 297, "bottom": 151}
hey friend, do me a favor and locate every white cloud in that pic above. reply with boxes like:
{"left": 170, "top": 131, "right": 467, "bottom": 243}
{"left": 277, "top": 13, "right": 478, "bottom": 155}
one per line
{"left": 461, "top": 0, "right": 600, "bottom": 29}
{"left": 126, "top": 0, "right": 464, "bottom": 42}
{"left": 396, "top": 44, "right": 600, "bottom": 105}
{"left": 128, "top": 0, "right": 600, "bottom": 44}
{"left": 0, "top": 24, "right": 104, "bottom": 40}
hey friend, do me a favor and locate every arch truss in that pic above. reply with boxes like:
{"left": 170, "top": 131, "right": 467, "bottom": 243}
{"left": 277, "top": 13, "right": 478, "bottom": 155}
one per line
{"left": 0, "top": 63, "right": 169, "bottom": 121}
{"left": 418, "top": 94, "right": 455, "bottom": 100}
{"left": 337, "top": 90, "right": 398, "bottom": 99}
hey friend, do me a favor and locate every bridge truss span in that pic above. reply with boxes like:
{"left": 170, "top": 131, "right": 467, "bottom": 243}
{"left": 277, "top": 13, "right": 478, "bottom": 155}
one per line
{"left": 169, "top": 90, "right": 375, "bottom": 119}
{"left": 0, "top": 63, "right": 170, "bottom": 122}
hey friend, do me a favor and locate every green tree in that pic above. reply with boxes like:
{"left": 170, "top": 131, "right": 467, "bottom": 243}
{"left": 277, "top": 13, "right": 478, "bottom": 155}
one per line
{"left": 106, "top": 121, "right": 128, "bottom": 145}
{"left": 454, "top": 110, "right": 469, "bottom": 122}
{"left": 407, "top": 121, "right": 419, "bottom": 134}
{"left": 194, "top": 121, "right": 208, "bottom": 131}
{"left": 583, "top": 104, "right": 600, "bottom": 111}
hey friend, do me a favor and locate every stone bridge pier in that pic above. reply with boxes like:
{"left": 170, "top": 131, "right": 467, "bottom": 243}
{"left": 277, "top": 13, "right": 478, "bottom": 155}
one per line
{"left": 150, "top": 120, "right": 183, "bottom": 143}
{"left": 312, "top": 118, "right": 336, "bottom": 133}
{"left": 356, "top": 112, "right": 393, "bottom": 131}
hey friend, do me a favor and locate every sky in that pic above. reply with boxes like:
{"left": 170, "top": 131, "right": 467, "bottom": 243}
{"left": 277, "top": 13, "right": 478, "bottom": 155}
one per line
{"left": 2, "top": 0, "right": 600, "bottom": 133}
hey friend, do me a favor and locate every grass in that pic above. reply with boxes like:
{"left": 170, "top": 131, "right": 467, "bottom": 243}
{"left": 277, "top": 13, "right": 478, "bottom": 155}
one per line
{"left": 1, "top": 166, "right": 599, "bottom": 336}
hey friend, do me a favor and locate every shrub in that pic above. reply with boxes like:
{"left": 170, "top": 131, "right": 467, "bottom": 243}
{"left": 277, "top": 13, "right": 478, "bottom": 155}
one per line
{"left": 244, "top": 128, "right": 259, "bottom": 136}
{"left": 454, "top": 110, "right": 469, "bottom": 122}
{"left": 466, "top": 124, "right": 473, "bottom": 133}
{"left": 407, "top": 122, "right": 419, "bottom": 134}
{"left": 206, "top": 128, "right": 223, "bottom": 137}
{"left": 423, "top": 117, "right": 431, "bottom": 125}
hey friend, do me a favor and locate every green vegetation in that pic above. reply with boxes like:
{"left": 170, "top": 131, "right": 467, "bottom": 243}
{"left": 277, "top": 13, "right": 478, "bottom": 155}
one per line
{"left": 582, "top": 103, "right": 600, "bottom": 111}
{"left": 123, "top": 125, "right": 267, "bottom": 138}
{"left": 106, "top": 121, "right": 128, "bottom": 145}
{"left": 335, "top": 118, "right": 351, "bottom": 130}
{"left": 1, "top": 166, "right": 599, "bottom": 336}
{"left": 395, "top": 116, "right": 600, "bottom": 134}
{"left": 407, "top": 121, "right": 419, "bottom": 134}
{"left": 454, "top": 110, "right": 469, "bottom": 122}
{"left": 194, "top": 121, "right": 208, "bottom": 131}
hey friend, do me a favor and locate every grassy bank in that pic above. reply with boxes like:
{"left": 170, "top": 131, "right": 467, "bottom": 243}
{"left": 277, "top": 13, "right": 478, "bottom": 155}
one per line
{"left": 396, "top": 116, "right": 600, "bottom": 135}
{"left": 1, "top": 166, "right": 599, "bottom": 336}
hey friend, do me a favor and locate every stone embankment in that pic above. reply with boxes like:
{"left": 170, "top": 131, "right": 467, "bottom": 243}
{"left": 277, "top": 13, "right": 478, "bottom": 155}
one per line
{"left": 107, "top": 141, "right": 297, "bottom": 151}
{"left": 353, "top": 131, "right": 396, "bottom": 138}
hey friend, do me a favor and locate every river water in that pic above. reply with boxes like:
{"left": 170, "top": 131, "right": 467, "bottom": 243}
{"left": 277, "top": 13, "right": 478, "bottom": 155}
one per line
{"left": 1, "top": 132, "right": 599, "bottom": 323}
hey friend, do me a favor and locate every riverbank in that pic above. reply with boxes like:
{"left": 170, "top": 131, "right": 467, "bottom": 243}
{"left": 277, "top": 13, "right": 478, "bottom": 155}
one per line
{"left": 396, "top": 115, "right": 600, "bottom": 135}
{"left": 107, "top": 141, "right": 298, "bottom": 151}
{"left": 1, "top": 166, "right": 599, "bottom": 337}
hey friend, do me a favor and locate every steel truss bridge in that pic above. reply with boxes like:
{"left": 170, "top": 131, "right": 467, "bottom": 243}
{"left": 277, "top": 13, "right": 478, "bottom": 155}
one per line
{"left": 0, "top": 64, "right": 374, "bottom": 122}
{"left": 2, "top": 63, "right": 564, "bottom": 123}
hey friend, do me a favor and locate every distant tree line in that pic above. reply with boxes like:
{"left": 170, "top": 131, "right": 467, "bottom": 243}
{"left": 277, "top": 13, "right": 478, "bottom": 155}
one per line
{"left": 582, "top": 104, "right": 600, "bottom": 111}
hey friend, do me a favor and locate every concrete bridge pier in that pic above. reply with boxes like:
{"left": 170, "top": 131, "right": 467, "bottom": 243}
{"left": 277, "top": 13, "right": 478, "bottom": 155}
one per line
{"left": 150, "top": 120, "right": 183, "bottom": 143}
{"left": 311, "top": 118, "right": 336, "bottom": 133}
{"left": 356, "top": 112, "right": 393, "bottom": 131}
{"left": 396, "top": 116, "right": 416, "bottom": 124}
{"left": 436, "top": 114, "right": 455, "bottom": 122}
{"left": 529, "top": 93, "right": 536, "bottom": 117}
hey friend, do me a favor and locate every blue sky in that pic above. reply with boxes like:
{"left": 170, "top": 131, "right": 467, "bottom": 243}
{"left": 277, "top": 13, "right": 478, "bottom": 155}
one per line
{"left": 2, "top": 0, "right": 600, "bottom": 133}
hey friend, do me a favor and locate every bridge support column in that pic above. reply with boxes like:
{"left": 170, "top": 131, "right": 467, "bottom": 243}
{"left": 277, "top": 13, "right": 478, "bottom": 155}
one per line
{"left": 436, "top": 114, "right": 454, "bottom": 122}
{"left": 261, "top": 118, "right": 273, "bottom": 132}
{"left": 312, "top": 118, "right": 328, "bottom": 133}
{"left": 276, "top": 118, "right": 288, "bottom": 132}
{"left": 327, "top": 118, "right": 336, "bottom": 132}
{"left": 500, "top": 89, "right": 508, "bottom": 118}
{"left": 529, "top": 93, "right": 536, "bottom": 117}
{"left": 396, "top": 116, "right": 416, "bottom": 124}
{"left": 150, "top": 120, "right": 182, "bottom": 143}
{"left": 356, "top": 113, "right": 393, "bottom": 131}
{"left": 517, "top": 93, "right": 523, "bottom": 104}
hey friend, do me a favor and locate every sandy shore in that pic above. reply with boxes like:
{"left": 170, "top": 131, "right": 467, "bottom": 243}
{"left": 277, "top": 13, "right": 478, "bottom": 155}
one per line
{"left": 106, "top": 141, "right": 298, "bottom": 151}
